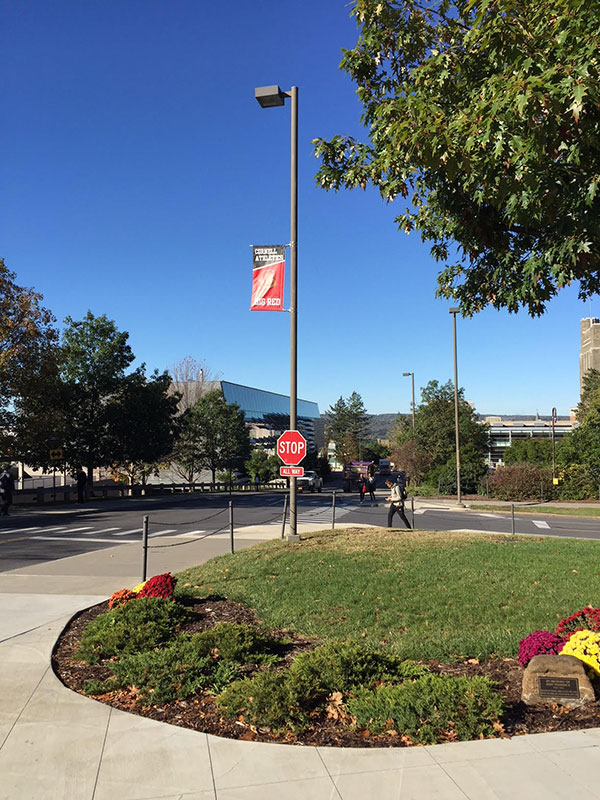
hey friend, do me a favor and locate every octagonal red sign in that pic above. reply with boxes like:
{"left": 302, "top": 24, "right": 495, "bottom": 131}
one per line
{"left": 276, "top": 430, "right": 307, "bottom": 466}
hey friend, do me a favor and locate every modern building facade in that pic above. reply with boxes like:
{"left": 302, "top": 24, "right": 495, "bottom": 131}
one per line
{"left": 483, "top": 414, "right": 576, "bottom": 466}
{"left": 170, "top": 379, "right": 323, "bottom": 454}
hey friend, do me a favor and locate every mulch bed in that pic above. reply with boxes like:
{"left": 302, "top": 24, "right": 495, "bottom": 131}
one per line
{"left": 52, "top": 597, "right": 600, "bottom": 748}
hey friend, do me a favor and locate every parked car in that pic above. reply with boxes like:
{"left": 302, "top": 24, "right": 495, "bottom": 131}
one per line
{"left": 297, "top": 470, "right": 323, "bottom": 493}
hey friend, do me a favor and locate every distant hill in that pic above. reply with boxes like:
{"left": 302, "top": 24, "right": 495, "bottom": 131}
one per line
{"left": 321, "top": 412, "right": 406, "bottom": 442}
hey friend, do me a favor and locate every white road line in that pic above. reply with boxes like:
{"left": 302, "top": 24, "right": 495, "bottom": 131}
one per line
{"left": 148, "top": 529, "right": 177, "bottom": 538}
{"left": 533, "top": 520, "right": 550, "bottom": 529}
{"left": 32, "top": 536, "right": 136, "bottom": 543}
{"left": 66, "top": 526, "right": 94, "bottom": 533}
{"left": 113, "top": 528, "right": 142, "bottom": 536}
{"left": 0, "top": 525, "right": 44, "bottom": 533}
{"left": 413, "top": 509, "right": 426, "bottom": 515}
{"left": 93, "top": 527, "right": 122, "bottom": 534}
{"left": 178, "top": 530, "right": 206, "bottom": 538}
{"left": 478, "top": 513, "right": 504, "bottom": 518}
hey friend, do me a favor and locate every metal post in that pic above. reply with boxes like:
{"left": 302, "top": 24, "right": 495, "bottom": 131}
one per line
{"left": 410, "top": 373, "right": 415, "bottom": 428}
{"left": 229, "top": 500, "right": 234, "bottom": 554}
{"left": 141, "top": 515, "right": 149, "bottom": 582}
{"left": 281, "top": 494, "right": 289, "bottom": 539}
{"left": 540, "top": 479, "right": 544, "bottom": 504}
{"left": 410, "top": 496, "right": 415, "bottom": 528}
{"left": 450, "top": 308, "right": 463, "bottom": 506}
{"left": 511, "top": 504, "right": 515, "bottom": 537}
{"left": 331, "top": 490, "right": 336, "bottom": 529}
{"left": 288, "top": 86, "right": 299, "bottom": 543}
{"left": 551, "top": 407, "right": 556, "bottom": 483}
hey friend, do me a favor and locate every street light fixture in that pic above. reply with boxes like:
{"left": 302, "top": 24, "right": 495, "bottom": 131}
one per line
{"left": 402, "top": 372, "right": 415, "bottom": 428}
{"left": 255, "top": 84, "right": 300, "bottom": 541}
{"left": 449, "top": 308, "right": 464, "bottom": 506}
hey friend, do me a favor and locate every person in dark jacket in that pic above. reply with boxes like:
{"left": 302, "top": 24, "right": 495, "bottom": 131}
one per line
{"left": 0, "top": 465, "right": 15, "bottom": 516}
{"left": 76, "top": 467, "right": 87, "bottom": 503}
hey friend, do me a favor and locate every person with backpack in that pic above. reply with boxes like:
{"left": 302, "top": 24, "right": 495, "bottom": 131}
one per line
{"left": 0, "top": 465, "right": 15, "bottom": 516}
{"left": 385, "top": 479, "right": 411, "bottom": 529}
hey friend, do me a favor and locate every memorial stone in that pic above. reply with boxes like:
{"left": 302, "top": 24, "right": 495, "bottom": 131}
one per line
{"left": 522, "top": 654, "right": 595, "bottom": 708}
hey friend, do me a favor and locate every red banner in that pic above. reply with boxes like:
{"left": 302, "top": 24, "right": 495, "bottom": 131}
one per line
{"left": 251, "top": 246, "right": 285, "bottom": 311}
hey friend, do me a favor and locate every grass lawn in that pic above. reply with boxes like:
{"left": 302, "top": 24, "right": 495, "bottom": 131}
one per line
{"left": 176, "top": 528, "right": 600, "bottom": 661}
{"left": 473, "top": 504, "right": 600, "bottom": 517}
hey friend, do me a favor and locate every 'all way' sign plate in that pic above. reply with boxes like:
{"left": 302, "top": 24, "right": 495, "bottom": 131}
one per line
{"left": 280, "top": 466, "right": 304, "bottom": 477}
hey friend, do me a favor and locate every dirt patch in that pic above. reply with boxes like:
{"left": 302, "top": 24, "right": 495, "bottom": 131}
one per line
{"left": 52, "top": 597, "right": 600, "bottom": 748}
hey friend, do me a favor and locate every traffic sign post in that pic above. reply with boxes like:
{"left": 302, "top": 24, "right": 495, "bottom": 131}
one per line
{"left": 277, "top": 430, "right": 306, "bottom": 541}
{"left": 276, "top": 430, "right": 307, "bottom": 465}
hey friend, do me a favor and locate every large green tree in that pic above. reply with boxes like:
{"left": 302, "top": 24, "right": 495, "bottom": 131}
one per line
{"left": 325, "top": 391, "right": 370, "bottom": 464}
{"left": 314, "top": 0, "right": 600, "bottom": 315}
{"left": 106, "top": 369, "right": 181, "bottom": 485}
{"left": 390, "top": 379, "right": 489, "bottom": 490}
{"left": 172, "top": 390, "right": 251, "bottom": 483}
{"left": 0, "top": 259, "right": 57, "bottom": 456}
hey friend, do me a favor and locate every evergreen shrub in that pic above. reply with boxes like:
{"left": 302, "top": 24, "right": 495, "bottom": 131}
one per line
{"left": 76, "top": 598, "right": 189, "bottom": 664}
{"left": 346, "top": 674, "right": 504, "bottom": 743}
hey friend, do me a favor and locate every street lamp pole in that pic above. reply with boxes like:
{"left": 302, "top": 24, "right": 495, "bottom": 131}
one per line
{"left": 551, "top": 407, "right": 557, "bottom": 482}
{"left": 449, "top": 308, "right": 463, "bottom": 506}
{"left": 402, "top": 372, "right": 415, "bottom": 428}
{"left": 255, "top": 84, "right": 300, "bottom": 541}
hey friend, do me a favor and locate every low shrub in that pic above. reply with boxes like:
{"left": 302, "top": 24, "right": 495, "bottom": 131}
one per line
{"left": 191, "top": 622, "right": 280, "bottom": 665}
{"left": 556, "top": 607, "right": 600, "bottom": 636}
{"left": 137, "top": 572, "right": 177, "bottom": 600}
{"left": 217, "top": 640, "right": 429, "bottom": 730}
{"left": 287, "top": 640, "right": 427, "bottom": 705}
{"left": 517, "top": 631, "right": 565, "bottom": 667}
{"left": 89, "top": 635, "right": 239, "bottom": 705}
{"left": 346, "top": 674, "right": 505, "bottom": 744}
{"left": 488, "top": 464, "right": 555, "bottom": 502}
{"left": 560, "top": 630, "right": 600, "bottom": 675}
{"left": 218, "top": 671, "right": 296, "bottom": 728}
{"left": 76, "top": 597, "right": 189, "bottom": 664}
{"left": 108, "top": 588, "right": 138, "bottom": 610}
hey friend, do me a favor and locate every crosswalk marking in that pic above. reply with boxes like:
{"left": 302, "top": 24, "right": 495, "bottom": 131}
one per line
{"left": 32, "top": 536, "right": 136, "bottom": 544}
{"left": 93, "top": 527, "right": 122, "bottom": 534}
{"left": 0, "top": 525, "right": 44, "bottom": 534}
{"left": 114, "top": 528, "right": 142, "bottom": 536}
{"left": 149, "top": 529, "right": 177, "bottom": 538}
{"left": 178, "top": 530, "right": 206, "bottom": 538}
{"left": 533, "top": 520, "right": 550, "bottom": 529}
{"left": 67, "top": 526, "right": 94, "bottom": 533}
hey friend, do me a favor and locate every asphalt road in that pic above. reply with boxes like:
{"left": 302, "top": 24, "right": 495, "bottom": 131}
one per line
{"left": 1, "top": 490, "right": 600, "bottom": 572}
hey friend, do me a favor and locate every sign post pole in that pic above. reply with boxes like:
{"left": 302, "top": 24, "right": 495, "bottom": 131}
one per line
{"left": 277, "top": 429, "right": 306, "bottom": 541}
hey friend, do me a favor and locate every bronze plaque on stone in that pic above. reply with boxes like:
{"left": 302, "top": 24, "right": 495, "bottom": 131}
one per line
{"left": 538, "top": 676, "right": 580, "bottom": 700}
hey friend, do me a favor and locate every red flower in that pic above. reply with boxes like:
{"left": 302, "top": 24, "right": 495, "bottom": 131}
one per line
{"left": 137, "top": 572, "right": 177, "bottom": 600}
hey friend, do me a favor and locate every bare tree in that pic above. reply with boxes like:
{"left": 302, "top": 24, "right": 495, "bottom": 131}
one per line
{"left": 168, "top": 356, "right": 220, "bottom": 413}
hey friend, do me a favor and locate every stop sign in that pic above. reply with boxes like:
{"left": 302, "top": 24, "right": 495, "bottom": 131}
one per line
{"left": 277, "top": 430, "right": 307, "bottom": 466}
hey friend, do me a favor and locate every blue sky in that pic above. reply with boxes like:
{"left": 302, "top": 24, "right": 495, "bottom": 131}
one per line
{"left": 1, "top": 0, "right": 590, "bottom": 417}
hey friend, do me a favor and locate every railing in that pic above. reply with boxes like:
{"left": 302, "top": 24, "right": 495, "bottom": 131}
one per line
{"left": 11, "top": 480, "right": 288, "bottom": 506}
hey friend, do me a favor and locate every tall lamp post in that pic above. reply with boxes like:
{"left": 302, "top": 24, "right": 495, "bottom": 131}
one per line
{"left": 449, "top": 308, "right": 464, "bottom": 506}
{"left": 255, "top": 84, "right": 300, "bottom": 541}
{"left": 402, "top": 372, "right": 415, "bottom": 428}
{"left": 551, "top": 407, "right": 557, "bottom": 483}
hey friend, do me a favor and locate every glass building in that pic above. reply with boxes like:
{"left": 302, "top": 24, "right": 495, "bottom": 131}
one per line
{"left": 173, "top": 380, "right": 323, "bottom": 453}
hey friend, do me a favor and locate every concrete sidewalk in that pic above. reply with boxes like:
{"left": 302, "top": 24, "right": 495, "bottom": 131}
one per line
{"left": 1, "top": 523, "right": 600, "bottom": 799}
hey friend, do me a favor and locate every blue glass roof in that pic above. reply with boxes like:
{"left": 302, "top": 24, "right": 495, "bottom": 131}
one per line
{"left": 220, "top": 381, "right": 320, "bottom": 420}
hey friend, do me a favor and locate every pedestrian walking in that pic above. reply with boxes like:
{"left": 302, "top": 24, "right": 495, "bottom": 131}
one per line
{"left": 76, "top": 467, "right": 87, "bottom": 503}
{"left": 385, "top": 479, "right": 411, "bottom": 529}
{"left": 367, "top": 473, "right": 376, "bottom": 503}
{"left": 0, "top": 465, "right": 15, "bottom": 516}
